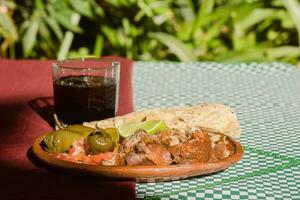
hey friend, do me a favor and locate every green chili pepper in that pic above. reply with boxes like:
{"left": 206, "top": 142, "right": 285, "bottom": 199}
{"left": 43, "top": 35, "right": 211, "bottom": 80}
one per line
{"left": 86, "top": 130, "right": 114, "bottom": 154}
{"left": 65, "top": 124, "right": 95, "bottom": 138}
{"left": 43, "top": 130, "right": 83, "bottom": 153}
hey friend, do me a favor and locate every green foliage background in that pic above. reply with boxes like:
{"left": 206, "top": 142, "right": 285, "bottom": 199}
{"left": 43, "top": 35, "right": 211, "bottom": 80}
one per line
{"left": 1, "top": 0, "right": 300, "bottom": 65}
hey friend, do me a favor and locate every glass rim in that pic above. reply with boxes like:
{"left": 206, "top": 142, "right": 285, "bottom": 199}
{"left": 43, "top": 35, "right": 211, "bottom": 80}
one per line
{"left": 52, "top": 58, "right": 120, "bottom": 70}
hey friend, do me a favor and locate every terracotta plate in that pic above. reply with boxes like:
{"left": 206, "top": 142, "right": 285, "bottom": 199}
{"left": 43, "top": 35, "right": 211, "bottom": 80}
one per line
{"left": 32, "top": 133, "right": 244, "bottom": 182}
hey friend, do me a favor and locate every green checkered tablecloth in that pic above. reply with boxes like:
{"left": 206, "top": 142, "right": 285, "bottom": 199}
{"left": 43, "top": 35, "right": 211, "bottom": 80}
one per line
{"left": 132, "top": 62, "right": 300, "bottom": 200}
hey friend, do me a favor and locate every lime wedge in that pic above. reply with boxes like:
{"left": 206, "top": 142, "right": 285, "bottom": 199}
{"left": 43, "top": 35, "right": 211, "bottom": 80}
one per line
{"left": 139, "top": 120, "right": 167, "bottom": 134}
{"left": 104, "top": 128, "right": 120, "bottom": 143}
{"left": 118, "top": 122, "right": 141, "bottom": 138}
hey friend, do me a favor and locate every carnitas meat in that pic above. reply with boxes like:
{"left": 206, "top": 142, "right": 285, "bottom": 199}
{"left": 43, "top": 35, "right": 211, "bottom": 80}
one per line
{"left": 168, "top": 130, "right": 212, "bottom": 164}
{"left": 206, "top": 131, "right": 236, "bottom": 162}
{"left": 159, "top": 128, "right": 189, "bottom": 147}
{"left": 102, "top": 128, "right": 236, "bottom": 166}
{"left": 119, "top": 130, "right": 172, "bottom": 166}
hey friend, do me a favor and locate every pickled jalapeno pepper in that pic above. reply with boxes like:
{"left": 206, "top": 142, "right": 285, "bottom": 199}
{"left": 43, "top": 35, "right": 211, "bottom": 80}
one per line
{"left": 43, "top": 130, "right": 83, "bottom": 153}
{"left": 86, "top": 130, "right": 114, "bottom": 154}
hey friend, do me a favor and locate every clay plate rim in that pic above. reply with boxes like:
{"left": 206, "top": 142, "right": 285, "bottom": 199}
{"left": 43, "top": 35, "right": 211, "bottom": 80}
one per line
{"left": 32, "top": 133, "right": 244, "bottom": 182}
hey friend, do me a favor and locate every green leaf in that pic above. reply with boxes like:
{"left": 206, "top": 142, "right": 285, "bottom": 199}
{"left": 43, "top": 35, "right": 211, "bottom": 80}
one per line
{"left": 149, "top": 1, "right": 171, "bottom": 13}
{"left": 101, "top": 26, "right": 117, "bottom": 46}
{"left": 38, "top": 18, "right": 51, "bottom": 41}
{"left": 51, "top": 0, "right": 69, "bottom": 11}
{"left": 49, "top": 7, "right": 83, "bottom": 33}
{"left": 122, "top": 18, "right": 131, "bottom": 35}
{"left": 93, "top": 34, "right": 103, "bottom": 56}
{"left": 239, "top": 8, "right": 277, "bottom": 31}
{"left": 9, "top": 42, "right": 15, "bottom": 59}
{"left": 199, "top": 0, "right": 215, "bottom": 17}
{"left": 176, "top": 0, "right": 195, "bottom": 22}
{"left": 194, "top": 2, "right": 236, "bottom": 28}
{"left": 69, "top": 0, "right": 93, "bottom": 18}
{"left": 149, "top": 32, "right": 196, "bottom": 61}
{"left": 35, "top": 0, "right": 44, "bottom": 10}
{"left": 116, "top": 28, "right": 126, "bottom": 46}
{"left": 68, "top": 47, "right": 90, "bottom": 59}
{"left": 232, "top": 2, "right": 262, "bottom": 23}
{"left": 43, "top": 15, "right": 63, "bottom": 41}
{"left": 57, "top": 31, "right": 74, "bottom": 59}
{"left": 266, "top": 46, "right": 300, "bottom": 59}
{"left": 19, "top": 20, "right": 31, "bottom": 35}
{"left": 107, "top": 0, "right": 132, "bottom": 7}
{"left": 22, "top": 20, "right": 39, "bottom": 57}
{"left": 283, "top": 0, "right": 300, "bottom": 46}
{"left": 213, "top": 46, "right": 269, "bottom": 63}
{"left": 57, "top": 13, "right": 81, "bottom": 59}
{"left": 177, "top": 22, "right": 194, "bottom": 41}
{"left": 87, "top": 0, "right": 104, "bottom": 16}
{"left": 0, "top": 14, "right": 18, "bottom": 41}
{"left": 137, "top": 0, "right": 153, "bottom": 17}
{"left": 134, "top": 10, "right": 145, "bottom": 22}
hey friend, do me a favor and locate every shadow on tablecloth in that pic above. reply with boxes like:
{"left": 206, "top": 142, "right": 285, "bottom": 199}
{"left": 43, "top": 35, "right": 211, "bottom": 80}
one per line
{"left": 28, "top": 97, "right": 55, "bottom": 128}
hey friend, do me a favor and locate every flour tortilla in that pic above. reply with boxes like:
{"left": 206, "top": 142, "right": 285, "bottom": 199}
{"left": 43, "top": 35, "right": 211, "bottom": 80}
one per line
{"left": 83, "top": 104, "right": 241, "bottom": 138}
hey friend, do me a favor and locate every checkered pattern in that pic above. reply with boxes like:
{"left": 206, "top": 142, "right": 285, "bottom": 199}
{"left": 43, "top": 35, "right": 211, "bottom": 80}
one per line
{"left": 132, "top": 62, "right": 300, "bottom": 200}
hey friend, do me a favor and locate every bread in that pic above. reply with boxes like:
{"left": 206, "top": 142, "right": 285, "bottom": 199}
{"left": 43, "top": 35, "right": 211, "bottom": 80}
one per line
{"left": 83, "top": 104, "right": 241, "bottom": 138}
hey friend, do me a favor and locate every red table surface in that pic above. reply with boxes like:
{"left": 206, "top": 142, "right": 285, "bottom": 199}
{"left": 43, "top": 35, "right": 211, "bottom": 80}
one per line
{"left": 0, "top": 57, "right": 135, "bottom": 200}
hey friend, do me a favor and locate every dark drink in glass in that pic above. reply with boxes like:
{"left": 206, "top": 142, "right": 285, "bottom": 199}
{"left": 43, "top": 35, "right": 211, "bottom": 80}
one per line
{"left": 52, "top": 59, "right": 119, "bottom": 126}
{"left": 54, "top": 76, "right": 116, "bottom": 124}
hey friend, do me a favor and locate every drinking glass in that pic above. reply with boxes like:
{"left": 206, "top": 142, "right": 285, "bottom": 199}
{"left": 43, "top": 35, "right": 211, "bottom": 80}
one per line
{"left": 52, "top": 58, "right": 119, "bottom": 126}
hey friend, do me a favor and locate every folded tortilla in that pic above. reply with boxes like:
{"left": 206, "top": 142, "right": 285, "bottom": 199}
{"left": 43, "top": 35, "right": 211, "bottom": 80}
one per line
{"left": 83, "top": 104, "right": 241, "bottom": 138}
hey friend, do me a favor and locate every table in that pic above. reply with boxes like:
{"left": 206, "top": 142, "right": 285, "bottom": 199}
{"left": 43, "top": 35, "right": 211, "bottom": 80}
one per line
{"left": 133, "top": 62, "right": 300, "bottom": 200}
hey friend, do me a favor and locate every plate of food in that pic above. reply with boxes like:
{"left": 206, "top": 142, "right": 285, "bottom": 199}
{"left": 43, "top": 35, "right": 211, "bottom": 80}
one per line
{"left": 32, "top": 104, "right": 244, "bottom": 182}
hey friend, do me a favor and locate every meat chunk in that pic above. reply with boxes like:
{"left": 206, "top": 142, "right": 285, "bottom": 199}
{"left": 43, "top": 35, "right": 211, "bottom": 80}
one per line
{"left": 120, "top": 129, "right": 159, "bottom": 154}
{"left": 120, "top": 130, "right": 172, "bottom": 166}
{"left": 209, "top": 134, "right": 236, "bottom": 162}
{"left": 168, "top": 130, "right": 212, "bottom": 164}
{"left": 125, "top": 151, "right": 154, "bottom": 166}
{"left": 139, "top": 143, "right": 172, "bottom": 165}
{"left": 159, "top": 129, "right": 189, "bottom": 147}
